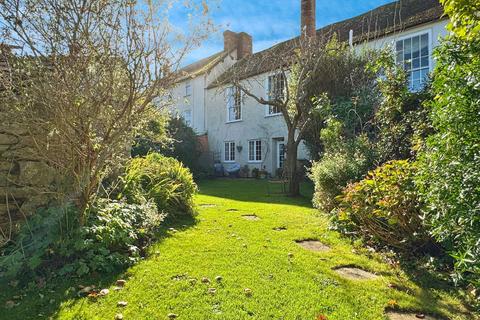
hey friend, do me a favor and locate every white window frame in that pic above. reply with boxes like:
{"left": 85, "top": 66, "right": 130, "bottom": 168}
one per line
{"left": 248, "top": 139, "right": 262, "bottom": 163}
{"left": 185, "top": 80, "right": 192, "bottom": 97}
{"left": 394, "top": 29, "right": 432, "bottom": 92}
{"left": 226, "top": 86, "right": 242, "bottom": 123}
{"left": 224, "top": 141, "right": 236, "bottom": 163}
{"left": 277, "top": 141, "right": 286, "bottom": 169}
{"left": 182, "top": 110, "right": 192, "bottom": 127}
{"left": 264, "top": 73, "right": 285, "bottom": 117}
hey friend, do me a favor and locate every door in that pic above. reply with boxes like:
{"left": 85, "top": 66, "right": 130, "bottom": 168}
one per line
{"left": 277, "top": 141, "right": 286, "bottom": 169}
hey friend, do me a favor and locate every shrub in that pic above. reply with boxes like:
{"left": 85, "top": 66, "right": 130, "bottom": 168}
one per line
{"left": 58, "top": 199, "right": 164, "bottom": 276}
{"left": 0, "top": 199, "right": 165, "bottom": 279}
{"left": 370, "top": 50, "right": 433, "bottom": 163}
{"left": 123, "top": 153, "right": 197, "bottom": 216}
{"left": 416, "top": 0, "right": 480, "bottom": 286}
{"left": 132, "top": 116, "right": 202, "bottom": 176}
{"left": 334, "top": 160, "right": 433, "bottom": 253}
{"left": 310, "top": 119, "right": 375, "bottom": 212}
{"left": 0, "top": 205, "right": 77, "bottom": 279}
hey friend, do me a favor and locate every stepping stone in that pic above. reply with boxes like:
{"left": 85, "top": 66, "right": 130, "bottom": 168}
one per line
{"left": 386, "top": 312, "right": 438, "bottom": 320}
{"left": 334, "top": 267, "right": 378, "bottom": 280}
{"left": 242, "top": 215, "right": 260, "bottom": 221}
{"left": 296, "top": 240, "right": 330, "bottom": 252}
{"left": 199, "top": 204, "right": 216, "bottom": 208}
{"left": 273, "top": 226, "right": 287, "bottom": 231}
{"left": 226, "top": 208, "right": 238, "bottom": 212}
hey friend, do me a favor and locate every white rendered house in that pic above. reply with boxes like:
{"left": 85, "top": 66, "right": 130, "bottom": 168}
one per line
{"left": 170, "top": 0, "right": 448, "bottom": 176}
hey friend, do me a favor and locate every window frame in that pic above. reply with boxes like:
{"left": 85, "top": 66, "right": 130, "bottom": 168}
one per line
{"left": 182, "top": 109, "right": 192, "bottom": 127}
{"left": 224, "top": 141, "right": 236, "bottom": 163}
{"left": 185, "top": 80, "right": 192, "bottom": 97}
{"left": 248, "top": 139, "right": 263, "bottom": 163}
{"left": 226, "top": 86, "right": 242, "bottom": 123}
{"left": 265, "top": 73, "right": 285, "bottom": 117}
{"left": 394, "top": 29, "right": 432, "bottom": 92}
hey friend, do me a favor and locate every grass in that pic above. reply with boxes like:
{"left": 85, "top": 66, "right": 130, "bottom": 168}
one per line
{"left": 0, "top": 179, "right": 474, "bottom": 319}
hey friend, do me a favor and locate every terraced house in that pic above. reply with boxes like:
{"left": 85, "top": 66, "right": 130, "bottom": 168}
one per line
{"left": 169, "top": 0, "right": 448, "bottom": 176}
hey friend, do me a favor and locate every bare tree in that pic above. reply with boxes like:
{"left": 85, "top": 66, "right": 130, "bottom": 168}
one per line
{"left": 229, "top": 36, "right": 376, "bottom": 196}
{"left": 0, "top": 0, "right": 212, "bottom": 224}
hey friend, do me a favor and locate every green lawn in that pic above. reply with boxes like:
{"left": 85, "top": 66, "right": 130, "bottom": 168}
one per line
{"left": 0, "top": 180, "right": 474, "bottom": 319}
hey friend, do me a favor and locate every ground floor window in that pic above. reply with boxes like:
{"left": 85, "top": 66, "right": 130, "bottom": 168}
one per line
{"left": 224, "top": 141, "right": 235, "bottom": 162}
{"left": 248, "top": 140, "right": 262, "bottom": 162}
{"left": 277, "top": 141, "right": 286, "bottom": 169}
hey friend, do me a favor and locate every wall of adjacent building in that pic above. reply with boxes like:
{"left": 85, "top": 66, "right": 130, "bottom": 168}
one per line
{"left": 0, "top": 123, "right": 58, "bottom": 244}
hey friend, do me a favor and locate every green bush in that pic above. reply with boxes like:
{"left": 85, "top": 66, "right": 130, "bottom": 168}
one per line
{"left": 0, "top": 199, "right": 164, "bottom": 278}
{"left": 0, "top": 205, "right": 77, "bottom": 279}
{"left": 123, "top": 153, "right": 197, "bottom": 216}
{"left": 58, "top": 199, "right": 164, "bottom": 276}
{"left": 370, "top": 51, "right": 433, "bottom": 163}
{"left": 334, "top": 160, "right": 432, "bottom": 253}
{"left": 132, "top": 116, "right": 203, "bottom": 176}
{"left": 310, "top": 118, "right": 375, "bottom": 212}
{"left": 416, "top": 0, "right": 480, "bottom": 286}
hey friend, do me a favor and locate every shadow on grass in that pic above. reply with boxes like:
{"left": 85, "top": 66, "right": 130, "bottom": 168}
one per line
{"left": 197, "top": 178, "right": 315, "bottom": 208}
{"left": 396, "top": 261, "right": 477, "bottom": 318}
{"left": 0, "top": 215, "right": 197, "bottom": 320}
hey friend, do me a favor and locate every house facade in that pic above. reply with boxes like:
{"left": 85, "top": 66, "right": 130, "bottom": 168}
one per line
{"left": 170, "top": 0, "right": 448, "bottom": 176}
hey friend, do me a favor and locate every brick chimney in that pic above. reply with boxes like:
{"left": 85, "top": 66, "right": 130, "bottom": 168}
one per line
{"left": 223, "top": 30, "right": 238, "bottom": 52}
{"left": 301, "top": 0, "right": 316, "bottom": 39}
{"left": 223, "top": 30, "right": 253, "bottom": 60}
{"left": 237, "top": 32, "right": 252, "bottom": 59}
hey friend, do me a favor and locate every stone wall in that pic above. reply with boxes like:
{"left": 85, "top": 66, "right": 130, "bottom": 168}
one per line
{"left": 0, "top": 124, "right": 56, "bottom": 243}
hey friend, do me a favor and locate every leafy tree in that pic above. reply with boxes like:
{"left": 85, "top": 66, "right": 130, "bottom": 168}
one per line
{"left": 0, "top": 0, "right": 211, "bottom": 223}
{"left": 416, "top": 0, "right": 480, "bottom": 285}
{"left": 132, "top": 115, "right": 202, "bottom": 175}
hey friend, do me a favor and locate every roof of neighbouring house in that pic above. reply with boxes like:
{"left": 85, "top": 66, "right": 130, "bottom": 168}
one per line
{"left": 176, "top": 50, "right": 231, "bottom": 82}
{"left": 207, "top": 0, "right": 445, "bottom": 89}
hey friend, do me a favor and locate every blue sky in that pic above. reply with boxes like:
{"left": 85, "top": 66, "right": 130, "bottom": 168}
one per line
{"left": 178, "top": 0, "right": 394, "bottom": 65}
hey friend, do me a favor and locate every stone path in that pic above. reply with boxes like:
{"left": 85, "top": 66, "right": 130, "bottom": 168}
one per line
{"left": 296, "top": 240, "right": 330, "bottom": 252}
{"left": 333, "top": 266, "right": 378, "bottom": 280}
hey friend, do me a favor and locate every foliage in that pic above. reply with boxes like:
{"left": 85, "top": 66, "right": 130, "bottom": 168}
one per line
{"left": 131, "top": 111, "right": 170, "bottom": 158}
{"left": 123, "top": 153, "right": 197, "bottom": 216}
{"left": 58, "top": 199, "right": 164, "bottom": 277}
{"left": 416, "top": 0, "right": 480, "bottom": 286}
{"left": 132, "top": 115, "right": 203, "bottom": 176}
{"left": 0, "top": 205, "right": 77, "bottom": 279}
{"left": 334, "top": 160, "right": 433, "bottom": 253}
{"left": 369, "top": 51, "right": 433, "bottom": 163}
{"left": 0, "top": 199, "right": 165, "bottom": 279}
{"left": 310, "top": 125, "right": 375, "bottom": 212}
{"left": 0, "top": 0, "right": 211, "bottom": 222}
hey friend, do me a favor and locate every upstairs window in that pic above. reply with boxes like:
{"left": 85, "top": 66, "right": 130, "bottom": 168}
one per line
{"left": 227, "top": 86, "right": 242, "bottom": 122}
{"left": 185, "top": 80, "right": 192, "bottom": 96}
{"left": 248, "top": 140, "right": 262, "bottom": 162}
{"left": 266, "top": 73, "right": 285, "bottom": 115}
{"left": 395, "top": 32, "right": 430, "bottom": 91}
{"left": 224, "top": 141, "right": 235, "bottom": 162}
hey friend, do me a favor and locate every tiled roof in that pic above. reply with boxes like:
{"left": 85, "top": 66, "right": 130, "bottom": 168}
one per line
{"left": 208, "top": 0, "right": 445, "bottom": 88}
{"left": 176, "top": 50, "right": 230, "bottom": 82}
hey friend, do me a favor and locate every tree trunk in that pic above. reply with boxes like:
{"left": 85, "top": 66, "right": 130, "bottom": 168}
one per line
{"left": 285, "top": 132, "right": 301, "bottom": 197}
